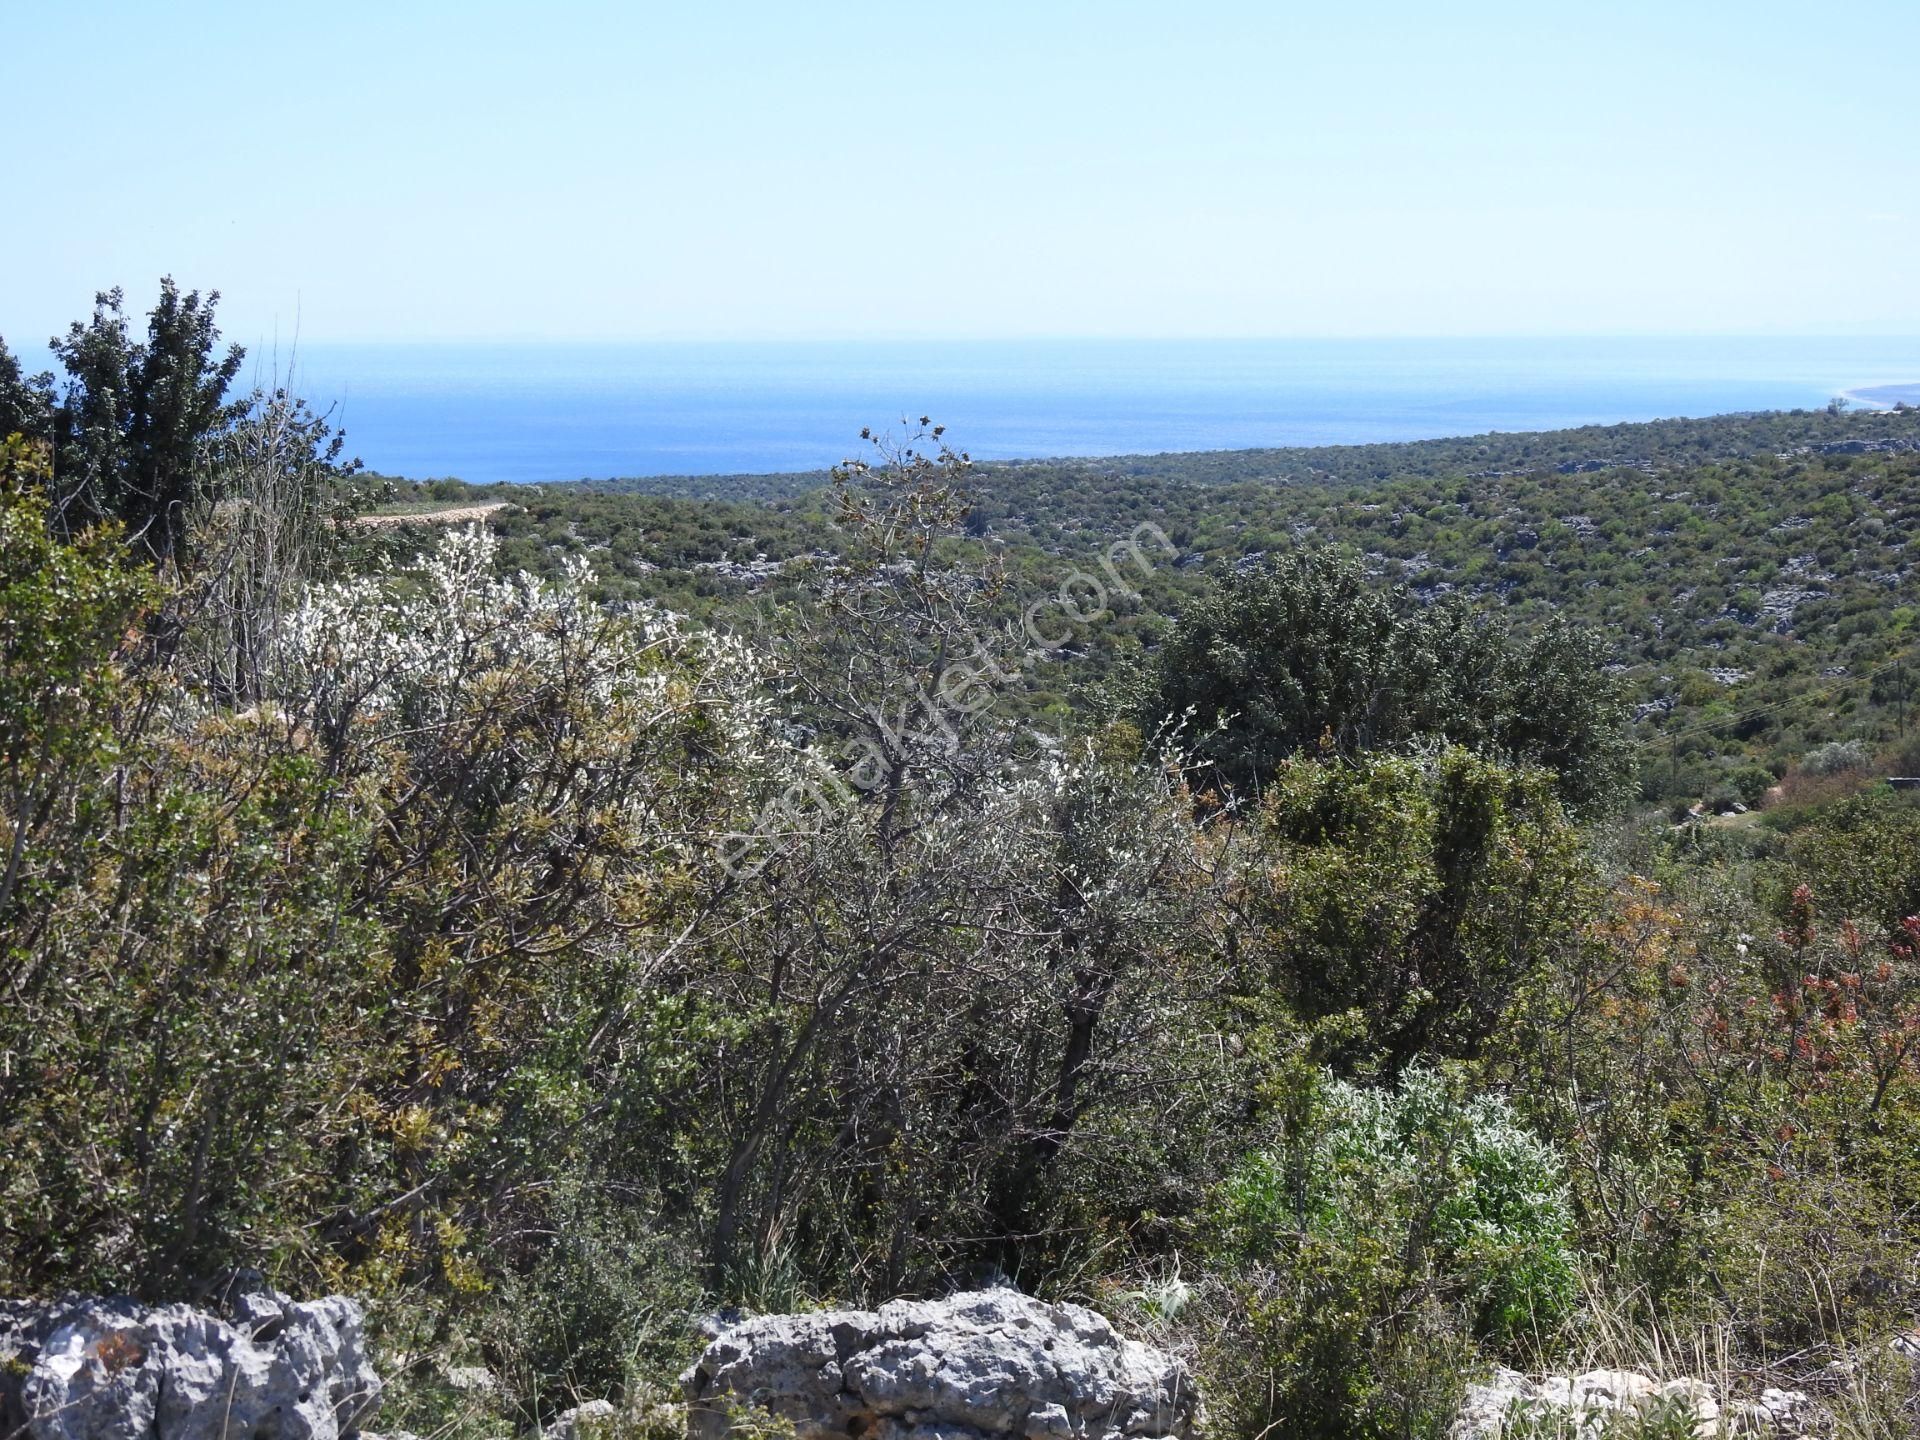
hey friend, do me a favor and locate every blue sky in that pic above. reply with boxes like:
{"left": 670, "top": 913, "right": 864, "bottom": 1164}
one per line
{"left": 4, "top": 1, "right": 1917, "bottom": 345}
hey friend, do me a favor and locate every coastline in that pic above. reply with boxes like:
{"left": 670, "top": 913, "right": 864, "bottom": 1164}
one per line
{"left": 1844, "top": 381, "right": 1920, "bottom": 409}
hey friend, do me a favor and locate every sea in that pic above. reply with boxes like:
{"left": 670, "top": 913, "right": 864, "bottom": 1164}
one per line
{"left": 277, "top": 337, "right": 1920, "bottom": 484}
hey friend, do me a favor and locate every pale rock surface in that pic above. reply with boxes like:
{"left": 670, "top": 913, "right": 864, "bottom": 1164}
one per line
{"left": 1449, "top": 1366, "right": 1533, "bottom": 1439}
{"left": 1452, "top": 1366, "right": 1807, "bottom": 1439}
{"left": 0, "top": 1287, "right": 381, "bottom": 1440}
{"left": 680, "top": 1289, "right": 1198, "bottom": 1440}
{"left": 544, "top": 1399, "right": 619, "bottom": 1440}
{"left": 445, "top": 1365, "right": 498, "bottom": 1394}
{"left": 1729, "top": 1388, "right": 1811, "bottom": 1434}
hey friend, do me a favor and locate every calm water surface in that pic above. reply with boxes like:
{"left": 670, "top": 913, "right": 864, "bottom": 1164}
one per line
{"left": 278, "top": 337, "right": 1920, "bottom": 483}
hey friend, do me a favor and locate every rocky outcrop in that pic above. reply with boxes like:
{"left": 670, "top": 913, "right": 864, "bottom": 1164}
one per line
{"left": 0, "top": 1286, "right": 381, "bottom": 1440}
{"left": 543, "top": 1399, "right": 618, "bottom": 1440}
{"left": 1452, "top": 1366, "right": 1812, "bottom": 1439}
{"left": 680, "top": 1290, "right": 1197, "bottom": 1440}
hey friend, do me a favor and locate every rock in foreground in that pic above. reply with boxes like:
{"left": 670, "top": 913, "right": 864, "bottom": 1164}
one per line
{"left": 1452, "top": 1365, "right": 1811, "bottom": 1439}
{"left": 0, "top": 1287, "right": 382, "bottom": 1440}
{"left": 681, "top": 1289, "right": 1198, "bottom": 1440}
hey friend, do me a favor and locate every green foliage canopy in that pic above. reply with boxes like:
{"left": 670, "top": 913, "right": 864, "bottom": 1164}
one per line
{"left": 1135, "top": 548, "right": 1632, "bottom": 815}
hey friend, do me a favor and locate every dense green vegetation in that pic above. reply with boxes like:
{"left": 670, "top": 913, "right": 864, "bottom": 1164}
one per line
{"left": 1132, "top": 549, "right": 1632, "bottom": 815}
{"left": 387, "top": 402, "right": 1920, "bottom": 815}
{"left": 5, "top": 285, "right": 1920, "bottom": 1438}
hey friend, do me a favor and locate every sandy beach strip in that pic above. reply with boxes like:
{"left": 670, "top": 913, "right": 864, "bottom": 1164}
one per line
{"left": 1843, "top": 381, "right": 1920, "bottom": 409}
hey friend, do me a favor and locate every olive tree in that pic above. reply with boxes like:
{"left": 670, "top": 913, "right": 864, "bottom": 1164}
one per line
{"left": 1136, "top": 548, "right": 1632, "bottom": 815}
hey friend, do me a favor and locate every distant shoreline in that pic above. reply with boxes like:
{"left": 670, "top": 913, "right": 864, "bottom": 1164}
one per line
{"left": 1845, "top": 381, "right": 1920, "bottom": 409}
{"left": 290, "top": 336, "right": 1920, "bottom": 482}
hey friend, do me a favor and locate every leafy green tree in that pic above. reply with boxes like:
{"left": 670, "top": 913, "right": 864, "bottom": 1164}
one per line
{"left": 123, "top": 279, "right": 247, "bottom": 556}
{"left": 1141, "top": 546, "right": 1402, "bottom": 773}
{"left": 47, "top": 280, "right": 246, "bottom": 559}
{"left": 1137, "top": 548, "right": 1631, "bottom": 814}
{"left": 1241, "top": 747, "right": 1594, "bottom": 1072}
{"left": 0, "top": 335, "right": 53, "bottom": 443}
{"left": 47, "top": 290, "right": 138, "bottom": 530}
{"left": 1469, "top": 617, "right": 1635, "bottom": 819}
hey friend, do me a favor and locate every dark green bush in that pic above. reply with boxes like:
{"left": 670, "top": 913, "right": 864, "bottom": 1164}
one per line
{"left": 1199, "top": 1067, "right": 1577, "bottom": 1439}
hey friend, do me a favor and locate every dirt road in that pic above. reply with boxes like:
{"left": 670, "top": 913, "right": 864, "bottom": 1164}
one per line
{"left": 347, "top": 502, "right": 511, "bottom": 529}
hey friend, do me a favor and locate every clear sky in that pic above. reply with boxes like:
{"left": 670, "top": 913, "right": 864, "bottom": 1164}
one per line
{"left": 4, "top": 0, "right": 1917, "bottom": 346}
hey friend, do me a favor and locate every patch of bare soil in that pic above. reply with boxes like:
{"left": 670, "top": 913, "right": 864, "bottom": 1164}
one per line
{"left": 346, "top": 502, "right": 511, "bottom": 529}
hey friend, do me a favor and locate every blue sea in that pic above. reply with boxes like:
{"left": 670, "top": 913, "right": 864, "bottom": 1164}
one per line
{"left": 279, "top": 337, "right": 1920, "bottom": 483}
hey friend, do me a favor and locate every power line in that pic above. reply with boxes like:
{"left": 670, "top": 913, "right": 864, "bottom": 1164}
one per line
{"left": 1634, "top": 642, "right": 1920, "bottom": 754}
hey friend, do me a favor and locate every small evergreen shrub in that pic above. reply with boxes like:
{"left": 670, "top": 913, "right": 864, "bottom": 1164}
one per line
{"left": 1201, "top": 1067, "right": 1578, "bottom": 1440}
{"left": 1802, "top": 739, "right": 1871, "bottom": 776}
{"left": 1215, "top": 1067, "right": 1578, "bottom": 1342}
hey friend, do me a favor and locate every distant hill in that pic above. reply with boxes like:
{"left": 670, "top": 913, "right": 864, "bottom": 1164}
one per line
{"left": 573, "top": 404, "right": 1919, "bottom": 500}
{"left": 356, "top": 404, "right": 1920, "bottom": 807}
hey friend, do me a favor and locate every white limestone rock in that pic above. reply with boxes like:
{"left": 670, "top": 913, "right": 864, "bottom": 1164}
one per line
{"left": 681, "top": 1290, "right": 1198, "bottom": 1440}
{"left": 0, "top": 1288, "right": 381, "bottom": 1440}
{"left": 1450, "top": 1366, "right": 1536, "bottom": 1439}
{"left": 1453, "top": 1366, "right": 1789, "bottom": 1439}
{"left": 545, "top": 1399, "right": 619, "bottom": 1440}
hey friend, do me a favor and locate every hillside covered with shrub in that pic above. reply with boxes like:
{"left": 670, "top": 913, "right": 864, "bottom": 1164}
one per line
{"left": 397, "top": 402, "right": 1920, "bottom": 816}
{"left": 4, "top": 288, "right": 1920, "bottom": 1439}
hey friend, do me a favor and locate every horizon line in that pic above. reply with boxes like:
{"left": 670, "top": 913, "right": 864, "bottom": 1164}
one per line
{"left": 258, "top": 330, "right": 1920, "bottom": 348}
